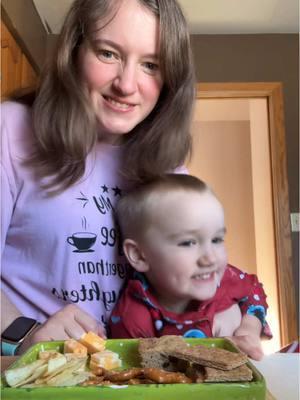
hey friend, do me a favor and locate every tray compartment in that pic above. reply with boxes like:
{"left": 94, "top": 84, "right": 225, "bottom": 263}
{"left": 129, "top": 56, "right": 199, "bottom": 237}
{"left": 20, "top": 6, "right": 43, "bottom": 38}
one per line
{"left": 1, "top": 338, "right": 266, "bottom": 400}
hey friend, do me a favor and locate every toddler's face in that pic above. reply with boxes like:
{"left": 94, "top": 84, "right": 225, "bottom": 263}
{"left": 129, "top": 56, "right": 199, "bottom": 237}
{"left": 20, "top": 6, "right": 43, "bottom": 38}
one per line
{"left": 140, "top": 190, "right": 228, "bottom": 313}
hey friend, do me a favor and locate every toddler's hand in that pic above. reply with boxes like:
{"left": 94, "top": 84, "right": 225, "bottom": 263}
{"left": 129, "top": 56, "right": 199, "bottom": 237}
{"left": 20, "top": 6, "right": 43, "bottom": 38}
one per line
{"left": 228, "top": 313, "right": 264, "bottom": 360}
{"left": 228, "top": 333, "right": 264, "bottom": 361}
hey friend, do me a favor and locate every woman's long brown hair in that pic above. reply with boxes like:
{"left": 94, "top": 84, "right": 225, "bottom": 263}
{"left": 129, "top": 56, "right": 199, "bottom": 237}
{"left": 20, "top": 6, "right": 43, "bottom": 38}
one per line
{"left": 30, "top": 0, "right": 195, "bottom": 193}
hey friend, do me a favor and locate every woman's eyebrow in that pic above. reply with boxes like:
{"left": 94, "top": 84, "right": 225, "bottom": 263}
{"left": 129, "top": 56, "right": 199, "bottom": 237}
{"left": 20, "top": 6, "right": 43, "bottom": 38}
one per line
{"left": 91, "top": 38, "right": 159, "bottom": 60}
{"left": 91, "top": 38, "right": 122, "bottom": 51}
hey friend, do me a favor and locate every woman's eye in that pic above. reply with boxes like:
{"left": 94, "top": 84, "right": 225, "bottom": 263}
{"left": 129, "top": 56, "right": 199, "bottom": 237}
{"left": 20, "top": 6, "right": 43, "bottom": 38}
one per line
{"left": 97, "top": 49, "right": 118, "bottom": 62}
{"left": 142, "top": 62, "right": 159, "bottom": 74}
{"left": 178, "top": 240, "right": 196, "bottom": 247}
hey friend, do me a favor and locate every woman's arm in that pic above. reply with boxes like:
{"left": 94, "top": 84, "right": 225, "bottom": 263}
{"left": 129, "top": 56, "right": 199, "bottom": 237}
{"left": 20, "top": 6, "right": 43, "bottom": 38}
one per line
{"left": 2, "top": 293, "right": 106, "bottom": 355}
{"left": 1, "top": 290, "right": 22, "bottom": 333}
{"left": 17, "top": 304, "right": 106, "bottom": 354}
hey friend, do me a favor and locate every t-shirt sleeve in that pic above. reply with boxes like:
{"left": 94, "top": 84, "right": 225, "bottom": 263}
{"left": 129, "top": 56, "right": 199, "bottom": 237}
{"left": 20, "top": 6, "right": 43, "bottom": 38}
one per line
{"left": 223, "top": 265, "right": 272, "bottom": 338}
{"left": 1, "top": 166, "right": 14, "bottom": 255}
{"left": 1, "top": 106, "right": 16, "bottom": 255}
{"left": 1, "top": 102, "right": 33, "bottom": 257}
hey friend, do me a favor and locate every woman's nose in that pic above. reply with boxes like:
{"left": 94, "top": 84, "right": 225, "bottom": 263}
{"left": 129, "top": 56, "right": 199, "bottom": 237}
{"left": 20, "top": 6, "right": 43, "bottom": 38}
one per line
{"left": 112, "top": 62, "right": 137, "bottom": 95}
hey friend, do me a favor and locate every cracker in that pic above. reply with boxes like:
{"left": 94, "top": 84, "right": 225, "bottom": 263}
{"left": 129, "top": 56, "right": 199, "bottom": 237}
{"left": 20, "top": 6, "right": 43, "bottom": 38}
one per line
{"left": 172, "top": 344, "right": 248, "bottom": 370}
{"left": 204, "top": 363, "right": 253, "bottom": 382}
{"left": 138, "top": 336, "right": 187, "bottom": 371}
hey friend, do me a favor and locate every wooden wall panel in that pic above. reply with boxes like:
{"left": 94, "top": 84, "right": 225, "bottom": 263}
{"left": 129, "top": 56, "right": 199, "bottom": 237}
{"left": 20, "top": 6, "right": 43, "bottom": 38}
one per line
{"left": 1, "top": 19, "right": 38, "bottom": 100}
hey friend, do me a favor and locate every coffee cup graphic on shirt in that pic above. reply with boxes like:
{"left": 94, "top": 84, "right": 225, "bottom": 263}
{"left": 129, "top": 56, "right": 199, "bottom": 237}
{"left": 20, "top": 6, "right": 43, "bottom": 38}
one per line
{"left": 67, "top": 232, "right": 97, "bottom": 252}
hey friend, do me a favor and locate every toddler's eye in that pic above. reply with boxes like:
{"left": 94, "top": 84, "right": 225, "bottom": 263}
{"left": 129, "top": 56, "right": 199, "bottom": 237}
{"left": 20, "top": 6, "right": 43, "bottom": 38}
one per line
{"left": 212, "top": 237, "right": 224, "bottom": 244}
{"left": 178, "top": 240, "right": 196, "bottom": 247}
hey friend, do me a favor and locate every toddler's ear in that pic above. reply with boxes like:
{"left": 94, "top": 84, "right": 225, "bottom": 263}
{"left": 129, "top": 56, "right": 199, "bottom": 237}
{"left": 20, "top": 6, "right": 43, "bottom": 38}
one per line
{"left": 123, "top": 239, "right": 149, "bottom": 272}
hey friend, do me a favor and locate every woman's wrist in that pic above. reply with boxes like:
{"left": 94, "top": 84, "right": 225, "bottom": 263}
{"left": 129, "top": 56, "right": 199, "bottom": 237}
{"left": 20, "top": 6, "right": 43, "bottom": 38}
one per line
{"left": 15, "top": 321, "right": 41, "bottom": 355}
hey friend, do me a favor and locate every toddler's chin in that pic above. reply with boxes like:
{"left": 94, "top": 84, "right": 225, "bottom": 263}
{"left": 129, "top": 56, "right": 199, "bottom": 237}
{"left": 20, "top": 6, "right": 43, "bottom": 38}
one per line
{"left": 195, "top": 286, "right": 218, "bottom": 302}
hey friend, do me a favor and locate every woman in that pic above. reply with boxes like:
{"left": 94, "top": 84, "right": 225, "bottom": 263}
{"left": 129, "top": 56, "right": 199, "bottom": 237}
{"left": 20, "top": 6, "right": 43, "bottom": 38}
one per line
{"left": 1, "top": 0, "right": 268, "bottom": 359}
{"left": 1, "top": 0, "right": 195, "bottom": 354}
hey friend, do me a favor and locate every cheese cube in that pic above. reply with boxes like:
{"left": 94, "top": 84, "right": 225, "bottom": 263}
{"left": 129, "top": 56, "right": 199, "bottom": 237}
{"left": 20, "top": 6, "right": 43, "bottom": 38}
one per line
{"left": 79, "top": 331, "right": 106, "bottom": 354}
{"left": 64, "top": 338, "right": 88, "bottom": 356}
{"left": 90, "top": 350, "right": 122, "bottom": 370}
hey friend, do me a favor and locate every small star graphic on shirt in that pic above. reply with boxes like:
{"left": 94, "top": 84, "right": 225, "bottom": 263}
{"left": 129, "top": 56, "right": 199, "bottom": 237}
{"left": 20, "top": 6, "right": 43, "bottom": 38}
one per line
{"left": 112, "top": 186, "right": 122, "bottom": 196}
{"left": 101, "top": 185, "right": 109, "bottom": 193}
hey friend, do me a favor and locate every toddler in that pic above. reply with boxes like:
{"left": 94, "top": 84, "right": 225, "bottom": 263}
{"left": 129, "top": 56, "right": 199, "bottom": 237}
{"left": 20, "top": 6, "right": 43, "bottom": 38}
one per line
{"left": 109, "top": 174, "right": 272, "bottom": 359}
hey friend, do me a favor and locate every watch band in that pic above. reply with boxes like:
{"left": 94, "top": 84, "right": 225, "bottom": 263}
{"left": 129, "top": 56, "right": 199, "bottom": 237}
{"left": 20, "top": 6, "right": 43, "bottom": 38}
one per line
{"left": 1, "top": 341, "right": 20, "bottom": 356}
{"left": 1, "top": 317, "right": 40, "bottom": 356}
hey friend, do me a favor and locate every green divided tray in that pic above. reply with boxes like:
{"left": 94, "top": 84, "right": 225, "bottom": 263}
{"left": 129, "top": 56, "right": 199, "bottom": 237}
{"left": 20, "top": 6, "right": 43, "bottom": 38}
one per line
{"left": 1, "top": 338, "right": 266, "bottom": 400}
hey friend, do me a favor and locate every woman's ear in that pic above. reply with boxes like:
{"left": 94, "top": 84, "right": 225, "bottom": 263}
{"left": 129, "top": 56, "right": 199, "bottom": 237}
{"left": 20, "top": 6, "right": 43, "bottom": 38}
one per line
{"left": 123, "top": 239, "right": 149, "bottom": 272}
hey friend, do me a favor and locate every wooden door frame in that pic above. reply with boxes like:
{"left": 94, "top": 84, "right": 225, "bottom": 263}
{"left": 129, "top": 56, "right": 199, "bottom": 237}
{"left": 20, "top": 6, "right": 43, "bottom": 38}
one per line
{"left": 196, "top": 82, "right": 296, "bottom": 346}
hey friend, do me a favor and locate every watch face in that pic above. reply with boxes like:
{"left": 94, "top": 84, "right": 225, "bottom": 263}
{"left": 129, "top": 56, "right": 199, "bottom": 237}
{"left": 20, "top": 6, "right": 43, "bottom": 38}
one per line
{"left": 2, "top": 317, "right": 37, "bottom": 342}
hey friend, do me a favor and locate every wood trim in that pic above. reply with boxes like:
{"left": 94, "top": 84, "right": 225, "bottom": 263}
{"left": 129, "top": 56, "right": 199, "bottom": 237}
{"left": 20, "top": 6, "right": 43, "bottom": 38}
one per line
{"left": 1, "top": 38, "right": 9, "bottom": 48}
{"left": 1, "top": 6, "right": 39, "bottom": 74}
{"left": 196, "top": 82, "right": 297, "bottom": 346}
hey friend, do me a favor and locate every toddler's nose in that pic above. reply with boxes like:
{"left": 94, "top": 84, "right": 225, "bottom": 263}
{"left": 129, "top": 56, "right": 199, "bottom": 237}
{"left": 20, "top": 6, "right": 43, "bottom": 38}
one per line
{"left": 197, "top": 247, "right": 216, "bottom": 267}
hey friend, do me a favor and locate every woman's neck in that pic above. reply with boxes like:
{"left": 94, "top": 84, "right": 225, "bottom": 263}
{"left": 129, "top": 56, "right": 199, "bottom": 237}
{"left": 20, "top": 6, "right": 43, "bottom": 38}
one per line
{"left": 98, "top": 130, "right": 127, "bottom": 146}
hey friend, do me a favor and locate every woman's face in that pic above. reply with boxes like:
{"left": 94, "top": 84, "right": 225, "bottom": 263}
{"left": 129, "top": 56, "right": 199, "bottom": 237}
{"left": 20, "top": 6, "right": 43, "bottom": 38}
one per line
{"left": 77, "top": 0, "right": 163, "bottom": 144}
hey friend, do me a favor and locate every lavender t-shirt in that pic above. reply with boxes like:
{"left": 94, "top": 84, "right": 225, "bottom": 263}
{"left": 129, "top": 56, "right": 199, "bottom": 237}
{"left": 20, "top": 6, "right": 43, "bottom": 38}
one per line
{"left": 1, "top": 101, "right": 131, "bottom": 329}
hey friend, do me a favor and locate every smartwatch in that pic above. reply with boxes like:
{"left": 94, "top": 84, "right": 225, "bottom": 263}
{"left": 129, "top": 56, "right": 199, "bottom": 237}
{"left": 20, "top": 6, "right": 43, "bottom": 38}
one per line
{"left": 1, "top": 317, "right": 39, "bottom": 355}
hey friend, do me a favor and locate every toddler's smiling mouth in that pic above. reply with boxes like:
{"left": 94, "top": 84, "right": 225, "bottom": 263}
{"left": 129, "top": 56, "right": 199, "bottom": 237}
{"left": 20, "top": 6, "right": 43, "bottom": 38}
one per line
{"left": 191, "top": 271, "right": 217, "bottom": 281}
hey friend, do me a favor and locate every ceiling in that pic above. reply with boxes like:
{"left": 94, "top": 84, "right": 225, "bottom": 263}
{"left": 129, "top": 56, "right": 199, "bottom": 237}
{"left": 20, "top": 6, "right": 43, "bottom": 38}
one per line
{"left": 33, "top": 0, "right": 299, "bottom": 35}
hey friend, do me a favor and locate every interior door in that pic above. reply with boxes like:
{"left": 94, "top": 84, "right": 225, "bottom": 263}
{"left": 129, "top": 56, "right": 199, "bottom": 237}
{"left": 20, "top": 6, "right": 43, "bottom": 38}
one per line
{"left": 187, "top": 82, "right": 296, "bottom": 351}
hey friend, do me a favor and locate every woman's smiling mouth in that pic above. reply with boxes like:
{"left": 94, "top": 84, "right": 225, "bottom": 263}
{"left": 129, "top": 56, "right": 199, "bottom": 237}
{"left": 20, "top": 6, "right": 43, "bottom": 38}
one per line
{"left": 103, "top": 95, "right": 135, "bottom": 111}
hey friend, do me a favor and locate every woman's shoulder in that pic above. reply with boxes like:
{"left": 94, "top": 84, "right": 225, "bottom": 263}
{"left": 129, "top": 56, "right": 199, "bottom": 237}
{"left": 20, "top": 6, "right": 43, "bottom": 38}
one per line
{"left": 1, "top": 100, "right": 32, "bottom": 124}
{"left": 1, "top": 101, "right": 35, "bottom": 158}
